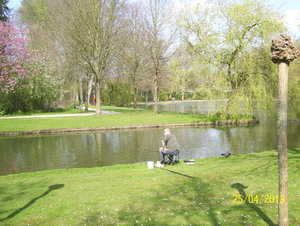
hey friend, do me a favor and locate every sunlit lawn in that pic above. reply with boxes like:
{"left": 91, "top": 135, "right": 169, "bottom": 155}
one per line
{"left": 0, "top": 150, "right": 299, "bottom": 225}
{"left": 0, "top": 106, "right": 212, "bottom": 133}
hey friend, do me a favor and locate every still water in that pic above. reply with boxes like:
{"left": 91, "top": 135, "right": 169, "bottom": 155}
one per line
{"left": 134, "top": 100, "right": 224, "bottom": 115}
{"left": 1, "top": 101, "right": 300, "bottom": 176}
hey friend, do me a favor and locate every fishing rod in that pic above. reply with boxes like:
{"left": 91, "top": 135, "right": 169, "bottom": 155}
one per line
{"left": 159, "top": 167, "right": 195, "bottom": 179}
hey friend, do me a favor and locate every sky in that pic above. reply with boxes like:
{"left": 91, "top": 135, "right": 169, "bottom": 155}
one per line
{"left": 276, "top": 0, "right": 300, "bottom": 39}
{"left": 7, "top": 0, "right": 300, "bottom": 39}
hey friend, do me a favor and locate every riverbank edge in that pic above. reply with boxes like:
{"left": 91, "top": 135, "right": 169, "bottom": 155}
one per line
{"left": 0, "top": 118, "right": 259, "bottom": 136}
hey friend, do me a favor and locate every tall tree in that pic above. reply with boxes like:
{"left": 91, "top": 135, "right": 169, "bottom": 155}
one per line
{"left": 122, "top": 2, "right": 148, "bottom": 110}
{"left": 143, "top": 0, "right": 177, "bottom": 114}
{"left": 0, "top": 19, "right": 53, "bottom": 114}
{"left": 169, "top": 44, "right": 208, "bottom": 101}
{"left": 18, "top": 0, "right": 78, "bottom": 106}
{"left": 0, "top": 20, "right": 37, "bottom": 93}
{"left": 17, "top": 0, "right": 49, "bottom": 26}
{"left": 51, "top": 0, "right": 126, "bottom": 114}
{"left": 0, "top": 0, "right": 9, "bottom": 21}
{"left": 179, "top": 0, "right": 285, "bottom": 117}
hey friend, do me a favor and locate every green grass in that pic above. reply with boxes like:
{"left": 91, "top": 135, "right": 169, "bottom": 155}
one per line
{"left": 0, "top": 108, "right": 90, "bottom": 117}
{"left": 32, "top": 108, "right": 92, "bottom": 115}
{"left": 0, "top": 106, "right": 213, "bottom": 133}
{"left": 0, "top": 149, "right": 299, "bottom": 225}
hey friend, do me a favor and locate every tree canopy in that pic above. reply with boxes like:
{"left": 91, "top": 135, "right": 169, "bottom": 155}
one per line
{"left": 0, "top": 20, "right": 37, "bottom": 93}
{"left": 3, "top": 0, "right": 298, "bottom": 119}
{"left": 178, "top": 0, "right": 286, "bottom": 117}
{"left": 0, "top": 18, "right": 61, "bottom": 114}
{"left": 0, "top": 0, "right": 10, "bottom": 21}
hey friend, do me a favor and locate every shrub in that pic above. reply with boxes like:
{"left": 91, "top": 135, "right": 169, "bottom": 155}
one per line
{"left": 101, "top": 81, "right": 131, "bottom": 106}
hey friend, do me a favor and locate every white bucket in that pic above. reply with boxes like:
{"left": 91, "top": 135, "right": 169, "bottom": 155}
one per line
{"left": 147, "top": 161, "right": 154, "bottom": 169}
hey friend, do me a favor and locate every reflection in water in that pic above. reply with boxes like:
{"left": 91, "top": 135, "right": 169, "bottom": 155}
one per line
{"left": 1, "top": 120, "right": 300, "bottom": 176}
{"left": 1, "top": 101, "right": 300, "bottom": 176}
{"left": 134, "top": 101, "right": 224, "bottom": 115}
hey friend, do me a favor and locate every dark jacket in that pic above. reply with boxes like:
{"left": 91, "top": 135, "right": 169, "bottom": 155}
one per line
{"left": 163, "top": 133, "right": 179, "bottom": 152}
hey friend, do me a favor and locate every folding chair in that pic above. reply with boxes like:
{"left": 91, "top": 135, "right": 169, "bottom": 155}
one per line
{"left": 164, "top": 151, "right": 180, "bottom": 165}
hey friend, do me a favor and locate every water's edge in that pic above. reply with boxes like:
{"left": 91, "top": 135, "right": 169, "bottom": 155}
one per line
{"left": 0, "top": 119, "right": 259, "bottom": 136}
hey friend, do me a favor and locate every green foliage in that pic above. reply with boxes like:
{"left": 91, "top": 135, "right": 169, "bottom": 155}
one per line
{"left": 0, "top": 77, "right": 33, "bottom": 114}
{"left": 147, "top": 93, "right": 154, "bottom": 101}
{"left": 18, "top": 0, "right": 49, "bottom": 27}
{"left": 159, "top": 91, "right": 169, "bottom": 101}
{"left": 169, "top": 89, "right": 223, "bottom": 101}
{"left": 288, "top": 41, "right": 300, "bottom": 119}
{"left": 0, "top": 51, "right": 61, "bottom": 115}
{"left": 0, "top": 80, "right": 59, "bottom": 115}
{"left": 172, "top": 92, "right": 181, "bottom": 100}
{"left": 66, "top": 104, "right": 75, "bottom": 110}
{"left": 102, "top": 81, "right": 132, "bottom": 107}
{"left": 0, "top": 103, "right": 7, "bottom": 115}
{"left": 178, "top": 0, "right": 285, "bottom": 117}
{"left": 288, "top": 80, "right": 300, "bottom": 118}
{"left": 45, "top": 107, "right": 65, "bottom": 113}
{"left": 30, "top": 66, "right": 61, "bottom": 110}
{"left": 0, "top": 0, "right": 9, "bottom": 21}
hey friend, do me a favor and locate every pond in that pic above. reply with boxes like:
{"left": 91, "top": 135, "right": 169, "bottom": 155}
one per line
{"left": 1, "top": 101, "right": 300, "bottom": 176}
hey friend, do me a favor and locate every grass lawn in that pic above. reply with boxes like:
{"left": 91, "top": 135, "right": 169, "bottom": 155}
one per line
{"left": 0, "top": 150, "right": 299, "bottom": 225}
{"left": 0, "top": 106, "right": 215, "bottom": 133}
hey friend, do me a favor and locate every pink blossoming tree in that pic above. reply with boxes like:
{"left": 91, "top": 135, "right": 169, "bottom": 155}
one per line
{"left": 0, "top": 19, "right": 38, "bottom": 93}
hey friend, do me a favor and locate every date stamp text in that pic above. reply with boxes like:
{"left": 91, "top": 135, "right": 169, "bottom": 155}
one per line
{"left": 233, "top": 194, "right": 285, "bottom": 204}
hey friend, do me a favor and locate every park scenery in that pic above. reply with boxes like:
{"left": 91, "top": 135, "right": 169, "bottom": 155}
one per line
{"left": 1, "top": 0, "right": 300, "bottom": 225}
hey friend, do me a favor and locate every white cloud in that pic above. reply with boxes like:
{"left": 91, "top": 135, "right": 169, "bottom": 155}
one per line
{"left": 284, "top": 9, "right": 300, "bottom": 39}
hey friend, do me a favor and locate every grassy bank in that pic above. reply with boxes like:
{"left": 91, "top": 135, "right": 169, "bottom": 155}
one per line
{"left": 0, "top": 106, "right": 220, "bottom": 133}
{"left": 0, "top": 150, "right": 299, "bottom": 225}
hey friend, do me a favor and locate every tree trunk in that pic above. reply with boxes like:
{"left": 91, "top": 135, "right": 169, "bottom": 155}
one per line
{"left": 169, "top": 89, "right": 173, "bottom": 99}
{"left": 74, "top": 82, "right": 79, "bottom": 103}
{"left": 85, "top": 73, "right": 89, "bottom": 112}
{"left": 133, "top": 83, "right": 138, "bottom": 111}
{"left": 79, "top": 75, "right": 83, "bottom": 104}
{"left": 95, "top": 79, "right": 102, "bottom": 115}
{"left": 88, "top": 77, "right": 93, "bottom": 105}
{"left": 192, "top": 84, "right": 196, "bottom": 100}
{"left": 277, "top": 61, "right": 289, "bottom": 226}
{"left": 153, "top": 76, "right": 158, "bottom": 114}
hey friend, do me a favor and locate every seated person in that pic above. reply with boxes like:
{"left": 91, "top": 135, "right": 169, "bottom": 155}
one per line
{"left": 159, "top": 128, "right": 179, "bottom": 164}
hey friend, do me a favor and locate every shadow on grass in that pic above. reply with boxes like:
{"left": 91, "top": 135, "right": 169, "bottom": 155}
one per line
{"left": 288, "top": 148, "right": 300, "bottom": 156}
{"left": 80, "top": 172, "right": 221, "bottom": 225}
{"left": 231, "top": 183, "right": 276, "bottom": 226}
{"left": 0, "top": 184, "right": 64, "bottom": 222}
{"left": 126, "top": 176, "right": 220, "bottom": 225}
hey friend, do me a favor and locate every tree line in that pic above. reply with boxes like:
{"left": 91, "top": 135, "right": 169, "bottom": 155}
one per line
{"left": 1, "top": 0, "right": 300, "bottom": 117}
